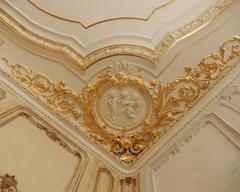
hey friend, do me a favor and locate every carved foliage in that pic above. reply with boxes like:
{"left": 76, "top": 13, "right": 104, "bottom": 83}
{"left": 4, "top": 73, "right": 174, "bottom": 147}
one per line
{"left": 2, "top": 36, "right": 240, "bottom": 165}
{"left": 120, "top": 177, "right": 137, "bottom": 192}
{"left": 0, "top": 174, "right": 17, "bottom": 192}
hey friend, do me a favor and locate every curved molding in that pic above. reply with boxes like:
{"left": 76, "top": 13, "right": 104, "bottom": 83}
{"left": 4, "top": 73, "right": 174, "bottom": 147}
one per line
{"left": 27, "top": 0, "right": 175, "bottom": 29}
{"left": 93, "top": 168, "right": 114, "bottom": 192}
{"left": 0, "top": 0, "right": 234, "bottom": 70}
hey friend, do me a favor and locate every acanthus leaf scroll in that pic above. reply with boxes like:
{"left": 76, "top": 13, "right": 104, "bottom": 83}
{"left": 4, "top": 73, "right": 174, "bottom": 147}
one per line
{"left": 2, "top": 36, "right": 240, "bottom": 165}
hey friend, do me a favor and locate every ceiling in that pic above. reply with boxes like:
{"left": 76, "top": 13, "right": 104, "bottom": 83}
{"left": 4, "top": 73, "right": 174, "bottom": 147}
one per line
{"left": 1, "top": 0, "right": 234, "bottom": 68}
{"left": 0, "top": 0, "right": 240, "bottom": 180}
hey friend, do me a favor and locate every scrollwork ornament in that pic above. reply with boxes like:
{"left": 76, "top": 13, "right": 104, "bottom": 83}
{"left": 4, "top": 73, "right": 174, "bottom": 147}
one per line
{"left": 2, "top": 36, "right": 240, "bottom": 165}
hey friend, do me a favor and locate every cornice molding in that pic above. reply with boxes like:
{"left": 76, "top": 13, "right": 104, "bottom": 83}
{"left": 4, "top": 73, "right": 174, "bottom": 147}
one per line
{"left": 0, "top": 0, "right": 234, "bottom": 70}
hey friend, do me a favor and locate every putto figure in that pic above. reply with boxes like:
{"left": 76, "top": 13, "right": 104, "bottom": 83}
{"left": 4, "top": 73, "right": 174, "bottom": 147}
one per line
{"left": 108, "top": 90, "right": 120, "bottom": 121}
{"left": 108, "top": 89, "right": 140, "bottom": 122}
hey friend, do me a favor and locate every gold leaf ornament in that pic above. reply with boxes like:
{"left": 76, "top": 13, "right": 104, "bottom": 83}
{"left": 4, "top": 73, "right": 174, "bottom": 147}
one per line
{"left": 3, "top": 36, "right": 240, "bottom": 164}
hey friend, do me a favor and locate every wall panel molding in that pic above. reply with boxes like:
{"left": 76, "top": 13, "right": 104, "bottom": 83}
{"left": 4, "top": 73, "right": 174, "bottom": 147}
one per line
{"left": 93, "top": 168, "right": 114, "bottom": 192}
{"left": 0, "top": 105, "right": 88, "bottom": 192}
{"left": 144, "top": 113, "right": 240, "bottom": 192}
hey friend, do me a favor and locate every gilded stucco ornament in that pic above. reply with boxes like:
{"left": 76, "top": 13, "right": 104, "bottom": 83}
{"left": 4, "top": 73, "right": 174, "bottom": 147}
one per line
{"left": 2, "top": 36, "right": 240, "bottom": 164}
{"left": 0, "top": 174, "right": 17, "bottom": 192}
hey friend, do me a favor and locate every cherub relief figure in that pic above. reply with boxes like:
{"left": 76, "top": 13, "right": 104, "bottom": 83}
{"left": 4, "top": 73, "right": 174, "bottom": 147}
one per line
{"left": 107, "top": 89, "right": 140, "bottom": 122}
{"left": 108, "top": 90, "right": 120, "bottom": 121}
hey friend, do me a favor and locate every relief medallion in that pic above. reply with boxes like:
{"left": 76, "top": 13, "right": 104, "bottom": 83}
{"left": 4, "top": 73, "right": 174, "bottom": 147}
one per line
{"left": 96, "top": 85, "right": 152, "bottom": 133}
